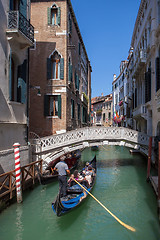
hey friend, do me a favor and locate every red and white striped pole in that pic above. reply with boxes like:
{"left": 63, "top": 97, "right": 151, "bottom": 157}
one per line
{"left": 13, "top": 143, "right": 22, "bottom": 203}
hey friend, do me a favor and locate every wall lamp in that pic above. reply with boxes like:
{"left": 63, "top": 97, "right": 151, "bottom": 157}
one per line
{"left": 29, "top": 85, "right": 41, "bottom": 96}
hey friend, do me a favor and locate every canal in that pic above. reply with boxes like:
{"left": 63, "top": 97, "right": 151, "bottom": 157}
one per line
{"left": 0, "top": 146, "right": 160, "bottom": 240}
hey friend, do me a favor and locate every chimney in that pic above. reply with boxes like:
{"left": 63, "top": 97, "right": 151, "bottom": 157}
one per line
{"left": 101, "top": 93, "right": 103, "bottom": 96}
{"left": 113, "top": 74, "right": 116, "bottom": 81}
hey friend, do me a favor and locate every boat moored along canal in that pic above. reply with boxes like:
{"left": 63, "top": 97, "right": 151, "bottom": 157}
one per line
{"left": 36, "top": 150, "right": 81, "bottom": 185}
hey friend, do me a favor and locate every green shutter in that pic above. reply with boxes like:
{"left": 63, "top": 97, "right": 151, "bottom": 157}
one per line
{"left": 47, "top": 58, "right": 52, "bottom": 80}
{"left": 57, "top": 7, "right": 61, "bottom": 25}
{"left": 19, "top": 0, "right": 27, "bottom": 18}
{"left": 69, "top": 64, "right": 73, "bottom": 82}
{"left": 47, "top": 7, "right": 51, "bottom": 25}
{"left": 10, "top": 0, "right": 13, "bottom": 10}
{"left": 58, "top": 95, "right": 61, "bottom": 118}
{"left": 60, "top": 58, "right": 64, "bottom": 80}
{"left": 44, "top": 95, "right": 49, "bottom": 116}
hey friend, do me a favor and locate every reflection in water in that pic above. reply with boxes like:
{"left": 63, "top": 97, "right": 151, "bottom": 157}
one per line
{"left": 16, "top": 205, "right": 24, "bottom": 240}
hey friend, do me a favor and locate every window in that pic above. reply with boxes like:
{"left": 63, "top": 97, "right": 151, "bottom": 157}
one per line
{"left": 75, "top": 70, "right": 79, "bottom": 90}
{"left": 47, "top": 4, "right": 61, "bottom": 26}
{"left": 9, "top": 53, "right": 27, "bottom": 104}
{"left": 44, "top": 95, "right": 61, "bottom": 118}
{"left": 47, "top": 51, "right": 64, "bottom": 80}
{"left": 52, "top": 53, "right": 60, "bottom": 79}
{"left": 68, "top": 13, "right": 72, "bottom": 34}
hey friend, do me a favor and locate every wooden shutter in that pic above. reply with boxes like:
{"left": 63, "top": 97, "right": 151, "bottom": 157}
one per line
{"left": 69, "top": 63, "right": 72, "bottom": 82}
{"left": 44, "top": 95, "right": 49, "bottom": 116}
{"left": 156, "top": 57, "right": 160, "bottom": 92}
{"left": 19, "top": 0, "right": 27, "bottom": 18}
{"left": 47, "top": 7, "right": 51, "bottom": 25}
{"left": 47, "top": 58, "right": 52, "bottom": 80}
{"left": 57, "top": 7, "right": 61, "bottom": 25}
{"left": 58, "top": 95, "right": 61, "bottom": 118}
{"left": 60, "top": 58, "right": 64, "bottom": 80}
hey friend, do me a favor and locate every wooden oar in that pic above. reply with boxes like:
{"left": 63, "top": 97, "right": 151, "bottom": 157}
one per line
{"left": 72, "top": 177, "right": 136, "bottom": 232}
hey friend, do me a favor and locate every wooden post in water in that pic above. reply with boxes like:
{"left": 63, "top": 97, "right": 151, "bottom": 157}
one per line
{"left": 158, "top": 142, "right": 160, "bottom": 219}
{"left": 13, "top": 143, "right": 22, "bottom": 203}
{"left": 147, "top": 137, "right": 152, "bottom": 181}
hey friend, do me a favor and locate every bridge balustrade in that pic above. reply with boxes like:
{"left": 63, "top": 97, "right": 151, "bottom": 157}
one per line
{"left": 34, "top": 127, "right": 149, "bottom": 155}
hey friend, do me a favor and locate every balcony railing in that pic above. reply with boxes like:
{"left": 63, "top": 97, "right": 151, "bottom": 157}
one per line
{"left": 7, "top": 11, "right": 34, "bottom": 44}
{"left": 132, "top": 50, "right": 146, "bottom": 77}
{"left": 133, "top": 104, "right": 147, "bottom": 119}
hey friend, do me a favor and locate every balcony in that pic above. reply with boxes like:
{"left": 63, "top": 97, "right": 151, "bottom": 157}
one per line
{"left": 81, "top": 92, "right": 88, "bottom": 106}
{"left": 133, "top": 104, "right": 147, "bottom": 119}
{"left": 6, "top": 11, "right": 34, "bottom": 47}
{"left": 133, "top": 50, "right": 146, "bottom": 77}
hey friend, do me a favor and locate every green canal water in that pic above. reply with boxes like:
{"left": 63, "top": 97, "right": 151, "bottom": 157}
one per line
{"left": 0, "top": 146, "right": 160, "bottom": 240}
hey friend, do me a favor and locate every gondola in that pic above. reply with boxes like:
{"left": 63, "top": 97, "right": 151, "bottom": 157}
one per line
{"left": 37, "top": 150, "right": 81, "bottom": 185}
{"left": 52, "top": 155, "right": 96, "bottom": 216}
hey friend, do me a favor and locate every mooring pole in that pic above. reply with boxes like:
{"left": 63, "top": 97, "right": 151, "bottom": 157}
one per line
{"left": 158, "top": 142, "right": 160, "bottom": 219}
{"left": 147, "top": 137, "right": 152, "bottom": 181}
{"left": 13, "top": 143, "right": 22, "bottom": 203}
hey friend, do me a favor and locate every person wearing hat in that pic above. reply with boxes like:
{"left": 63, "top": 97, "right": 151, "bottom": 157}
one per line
{"left": 54, "top": 155, "right": 70, "bottom": 198}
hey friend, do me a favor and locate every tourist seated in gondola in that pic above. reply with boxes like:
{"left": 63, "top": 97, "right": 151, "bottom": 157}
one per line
{"left": 83, "top": 166, "right": 95, "bottom": 186}
{"left": 68, "top": 170, "right": 84, "bottom": 187}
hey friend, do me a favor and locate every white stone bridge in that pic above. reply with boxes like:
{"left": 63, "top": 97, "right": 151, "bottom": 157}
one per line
{"left": 30, "top": 127, "right": 150, "bottom": 166}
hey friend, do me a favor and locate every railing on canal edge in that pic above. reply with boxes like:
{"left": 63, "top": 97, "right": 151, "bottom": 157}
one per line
{"left": 0, "top": 160, "right": 42, "bottom": 201}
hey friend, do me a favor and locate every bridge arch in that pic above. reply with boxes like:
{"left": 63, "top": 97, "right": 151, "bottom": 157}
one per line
{"left": 30, "top": 127, "right": 149, "bottom": 166}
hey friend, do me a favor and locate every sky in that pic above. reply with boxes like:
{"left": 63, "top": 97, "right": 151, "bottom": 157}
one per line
{"left": 71, "top": 0, "right": 141, "bottom": 98}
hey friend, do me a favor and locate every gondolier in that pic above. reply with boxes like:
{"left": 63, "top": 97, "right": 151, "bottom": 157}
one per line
{"left": 53, "top": 155, "right": 70, "bottom": 198}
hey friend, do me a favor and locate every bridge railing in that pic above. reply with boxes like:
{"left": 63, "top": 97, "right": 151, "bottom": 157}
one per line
{"left": 35, "top": 127, "right": 149, "bottom": 154}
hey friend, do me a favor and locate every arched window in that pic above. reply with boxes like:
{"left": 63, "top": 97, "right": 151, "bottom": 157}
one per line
{"left": 51, "top": 52, "right": 61, "bottom": 79}
{"left": 47, "top": 3, "right": 61, "bottom": 26}
{"left": 47, "top": 50, "right": 64, "bottom": 80}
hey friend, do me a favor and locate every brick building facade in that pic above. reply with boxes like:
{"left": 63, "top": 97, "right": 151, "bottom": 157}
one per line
{"left": 29, "top": 0, "right": 92, "bottom": 137}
